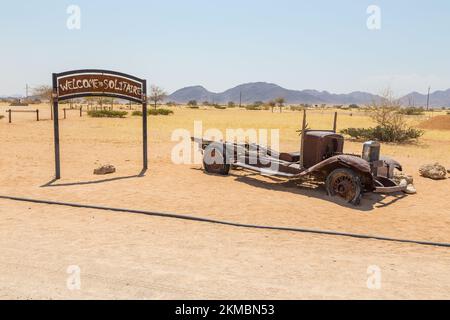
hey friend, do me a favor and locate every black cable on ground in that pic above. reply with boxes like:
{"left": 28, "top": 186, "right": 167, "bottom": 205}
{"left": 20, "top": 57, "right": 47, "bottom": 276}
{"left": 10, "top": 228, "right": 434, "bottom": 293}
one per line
{"left": 1, "top": 194, "right": 449, "bottom": 249}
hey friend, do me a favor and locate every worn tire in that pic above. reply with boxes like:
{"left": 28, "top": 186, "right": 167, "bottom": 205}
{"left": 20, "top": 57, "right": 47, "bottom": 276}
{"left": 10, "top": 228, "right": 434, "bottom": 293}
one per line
{"left": 326, "top": 168, "right": 362, "bottom": 205}
{"left": 203, "top": 145, "right": 230, "bottom": 175}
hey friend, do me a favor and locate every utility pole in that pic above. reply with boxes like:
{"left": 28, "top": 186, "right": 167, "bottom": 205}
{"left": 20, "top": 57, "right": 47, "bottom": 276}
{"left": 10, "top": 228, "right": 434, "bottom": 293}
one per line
{"left": 239, "top": 91, "right": 242, "bottom": 108}
{"left": 25, "top": 84, "right": 29, "bottom": 99}
{"left": 426, "top": 86, "right": 431, "bottom": 111}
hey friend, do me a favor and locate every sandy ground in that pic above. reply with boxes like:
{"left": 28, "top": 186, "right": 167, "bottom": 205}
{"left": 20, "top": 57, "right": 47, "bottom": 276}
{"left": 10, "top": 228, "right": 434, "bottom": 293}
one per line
{"left": 1, "top": 104, "right": 450, "bottom": 299}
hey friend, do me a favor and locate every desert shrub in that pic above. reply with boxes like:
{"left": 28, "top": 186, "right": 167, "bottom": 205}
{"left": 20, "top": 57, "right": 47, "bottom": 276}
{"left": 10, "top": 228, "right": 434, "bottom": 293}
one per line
{"left": 9, "top": 101, "right": 28, "bottom": 106}
{"left": 87, "top": 110, "right": 128, "bottom": 118}
{"left": 0, "top": 115, "right": 4, "bottom": 120}
{"left": 148, "top": 108, "right": 173, "bottom": 116}
{"left": 341, "top": 89, "right": 424, "bottom": 143}
{"left": 245, "top": 104, "right": 262, "bottom": 111}
{"left": 187, "top": 100, "right": 198, "bottom": 107}
{"left": 166, "top": 101, "right": 178, "bottom": 107}
{"left": 398, "top": 107, "right": 425, "bottom": 115}
{"left": 132, "top": 109, "right": 174, "bottom": 116}
{"left": 290, "top": 105, "right": 304, "bottom": 111}
{"left": 227, "top": 101, "right": 235, "bottom": 108}
{"left": 341, "top": 126, "right": 423, "bottom": 143}
{"left": 213, "top": 104, "right": 226, "bottom": 109}
{"left": 349, "top": 104, "right": 360, "bottom": 109}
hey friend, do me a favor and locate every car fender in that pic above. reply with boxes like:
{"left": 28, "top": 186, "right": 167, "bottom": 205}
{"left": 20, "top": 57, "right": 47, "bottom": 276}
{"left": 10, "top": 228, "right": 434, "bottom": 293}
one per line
{"left": 302, "top": 155, "right": 372, "bottom": 175}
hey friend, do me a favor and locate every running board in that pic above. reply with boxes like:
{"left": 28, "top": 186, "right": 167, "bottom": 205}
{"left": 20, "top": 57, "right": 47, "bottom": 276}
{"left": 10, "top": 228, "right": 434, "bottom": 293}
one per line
{"left": 233, "top": 162, "right": 298, "bottom": 177}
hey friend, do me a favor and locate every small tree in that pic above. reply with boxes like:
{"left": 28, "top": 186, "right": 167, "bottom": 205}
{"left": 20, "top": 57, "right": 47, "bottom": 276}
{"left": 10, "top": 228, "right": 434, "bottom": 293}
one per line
{"left": 275, "top": 97, "right": 285, "bottom": 113}
{"left": 268, "top": 100, "right": 276, "bottom": 113}
{"left": 149, "top": 85, "right": 167, "bottom": 110}
{"left": 227, "top": 101, "right": 235, "bottom": 108}
{"left": 188, "top": 100, "right": 198, "bottom": 107}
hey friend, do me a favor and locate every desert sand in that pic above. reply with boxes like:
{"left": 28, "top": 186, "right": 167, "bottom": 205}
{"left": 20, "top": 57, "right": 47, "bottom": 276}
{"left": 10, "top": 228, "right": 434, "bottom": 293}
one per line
{"left": 1, "top": 103, "right": 449, "bottom": 299}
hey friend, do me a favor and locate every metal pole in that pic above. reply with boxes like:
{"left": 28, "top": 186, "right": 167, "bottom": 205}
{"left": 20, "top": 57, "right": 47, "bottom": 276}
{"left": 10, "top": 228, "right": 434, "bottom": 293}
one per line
{"left": 333, "top": 112, "right": 338, "bottom": 133}
{"left": 52, "top": 73, "right": 61, "bottom": 179}
{"left": 300, "top": 109, "right": 307, "bottom": 169}
{"left": 426, "top": 86, "right": 431, "bottom": 111}
{"left": 239, "top": 91, "right": 242, "bottom": 108}
{"left": 8, "top": 110, "right": 11, "bottom": 123}
{"left": 80, "top": 106, "right": 83, "bottom": 117}
{"left": 36, "top": 109, "right": 39, "bottom": 121}
{"left": 142, "top": 80, "right": 148, "bottom": 170}
{"left": 64, "top": 108, "right": 66, "bottom": 119}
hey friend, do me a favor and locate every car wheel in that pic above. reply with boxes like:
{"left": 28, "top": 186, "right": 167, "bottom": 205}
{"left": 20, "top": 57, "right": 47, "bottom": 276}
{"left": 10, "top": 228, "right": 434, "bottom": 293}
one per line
{"left": 326, "top": 168, "right": 362, "bottom": 205}
{"left": 203, "top": 145, "right": 230, "bottom": 175}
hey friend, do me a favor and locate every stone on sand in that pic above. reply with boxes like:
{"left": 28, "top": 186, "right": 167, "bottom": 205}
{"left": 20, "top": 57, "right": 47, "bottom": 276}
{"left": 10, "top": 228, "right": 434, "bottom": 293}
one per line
{"left": 419, "top": 163, "right": 447, "bottom": 180}
{"left": 94, "top": 164, "right": 116, "bottom": 175}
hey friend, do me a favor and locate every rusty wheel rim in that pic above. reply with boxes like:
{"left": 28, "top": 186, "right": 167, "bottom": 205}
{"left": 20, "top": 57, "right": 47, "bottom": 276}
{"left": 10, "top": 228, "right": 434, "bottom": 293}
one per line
{"left": 330, "top": 173, "right": 357, "bottom": 201}
{"left": 205, "top": 149, "right": 224, "bottom": 172}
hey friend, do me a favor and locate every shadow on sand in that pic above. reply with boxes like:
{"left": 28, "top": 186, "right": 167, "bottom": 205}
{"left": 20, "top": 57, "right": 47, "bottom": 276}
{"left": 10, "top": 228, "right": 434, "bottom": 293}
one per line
{"left": 192, "top": 167, "right": 407, "bottom": 211}
{"left": 40, "top": 168, "right": 147, "bottom": 188}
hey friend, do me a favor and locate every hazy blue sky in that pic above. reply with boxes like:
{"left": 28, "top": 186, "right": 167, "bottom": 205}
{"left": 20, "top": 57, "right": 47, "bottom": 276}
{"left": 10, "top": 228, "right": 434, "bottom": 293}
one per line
{"left": 1, "top": 0, "right": 449, "bottom": 96}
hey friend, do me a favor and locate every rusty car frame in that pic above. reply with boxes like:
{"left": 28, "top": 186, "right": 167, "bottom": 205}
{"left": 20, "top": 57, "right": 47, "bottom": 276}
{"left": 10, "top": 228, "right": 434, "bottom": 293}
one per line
{"left": 192, "top": 110, "right": 407, "bottom": 205}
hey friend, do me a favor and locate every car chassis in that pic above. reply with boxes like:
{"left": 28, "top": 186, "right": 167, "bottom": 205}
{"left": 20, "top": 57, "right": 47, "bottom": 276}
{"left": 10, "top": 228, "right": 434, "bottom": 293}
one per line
{"left": 192, "top": 110, "right": 407, "bottom": 205}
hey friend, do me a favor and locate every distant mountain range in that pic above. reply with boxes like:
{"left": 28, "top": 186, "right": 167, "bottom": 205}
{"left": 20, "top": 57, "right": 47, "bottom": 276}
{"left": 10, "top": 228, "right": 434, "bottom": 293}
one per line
{"left": 167, "top": 82, "right": 450, "bottom": 107}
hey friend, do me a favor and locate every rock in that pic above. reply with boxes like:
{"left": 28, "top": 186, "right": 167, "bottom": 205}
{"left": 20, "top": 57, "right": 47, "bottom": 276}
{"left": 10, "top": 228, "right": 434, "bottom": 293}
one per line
{"left": 419, "top": 163, "right": 447, "bottom": 180}
{"left": 405, "top": 184, "right": 417, "bottom": 194}
{"left": 94, "top": 164, "right": 116, "bottom": 175}
{"left": 393, "top": 173, "right": 414, "bottom": 185}
{"left": 399, "top": 179, "right": 408, "bottom": 188}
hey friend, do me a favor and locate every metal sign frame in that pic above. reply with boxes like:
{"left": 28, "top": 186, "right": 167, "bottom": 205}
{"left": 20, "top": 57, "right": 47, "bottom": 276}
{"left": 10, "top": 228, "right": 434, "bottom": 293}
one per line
{"left": 52, "top": 69, "right": 148, "bottom": 179}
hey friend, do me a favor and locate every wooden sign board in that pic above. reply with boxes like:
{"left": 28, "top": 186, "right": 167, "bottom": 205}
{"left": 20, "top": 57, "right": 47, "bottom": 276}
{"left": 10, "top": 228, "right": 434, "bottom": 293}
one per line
{"left": 55, "top": 70, "right": 145, "bottom": 103}
{"left": 51, "top": 69, "right": 148, "bottom": 180}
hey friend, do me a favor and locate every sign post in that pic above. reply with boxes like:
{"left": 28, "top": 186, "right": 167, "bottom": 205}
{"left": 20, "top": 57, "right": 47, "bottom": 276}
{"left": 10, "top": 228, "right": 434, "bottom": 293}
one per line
{"left": 52, "top": 69, "right": 148, "bottom": 179}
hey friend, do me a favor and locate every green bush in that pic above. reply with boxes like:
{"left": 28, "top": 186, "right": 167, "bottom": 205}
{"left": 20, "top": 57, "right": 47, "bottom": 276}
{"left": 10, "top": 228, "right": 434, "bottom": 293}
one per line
{"left": 290, "top": 106, "right": 304, "bottom": 111}
{"left": 187, "top": 100, "right": 198, "bottom": 107}
{"left": 341, "top": 125, "right": 423, "bottom": 143}
{"left": 398, "top": 107, "right": 425, "bottom": 115}
{"left": 245, "top": 105, "right": 262, "bottom": 111}
{"left": 148, "top": 108, "right": 173, "bottom": 116}
{"left": 9, "top": 101, "right": 28, "bottom": 106}
{"left": 87, "top": 110, "right": 128, "bottom": 118}
{"left": 132, "top": 109, "right": 174, "bottom": 116}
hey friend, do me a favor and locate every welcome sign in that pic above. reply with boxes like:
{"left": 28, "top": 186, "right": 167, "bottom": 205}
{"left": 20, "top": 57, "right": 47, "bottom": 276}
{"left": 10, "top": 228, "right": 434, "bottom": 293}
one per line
{"left": 51, "top": 69, "right": 148, "bottom": 180}
{"left": 56, "top": 70, "right": 145, "bottom": 103}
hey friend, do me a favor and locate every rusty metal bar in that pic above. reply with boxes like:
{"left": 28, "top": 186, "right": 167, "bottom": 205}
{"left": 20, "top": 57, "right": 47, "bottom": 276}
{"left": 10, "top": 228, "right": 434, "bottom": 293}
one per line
{"left": 300, "top": 109, "right": 307, "bottom": 169}
{"left": 142, "top": 80, "right": 148, "bottom": 170}
{"left": 333, "top": 112, "right": 338, "bottom": 133}
{"left": 52, "top": 73, "right": 61, "bottom": 180}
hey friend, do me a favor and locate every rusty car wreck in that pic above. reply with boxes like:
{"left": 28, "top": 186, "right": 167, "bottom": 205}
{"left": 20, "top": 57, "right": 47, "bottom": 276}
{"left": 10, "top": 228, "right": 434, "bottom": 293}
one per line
{"left": 192, "top": 111, "right": 407, "bottom": 205}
